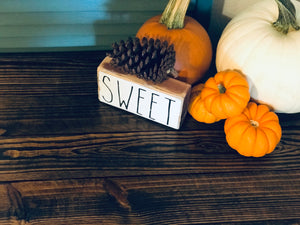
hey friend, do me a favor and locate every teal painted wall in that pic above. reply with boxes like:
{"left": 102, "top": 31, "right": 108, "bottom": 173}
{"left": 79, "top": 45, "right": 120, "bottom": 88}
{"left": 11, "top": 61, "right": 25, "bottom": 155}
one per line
{"left": 0, "top": 0, "right": 213, "bottom": 52}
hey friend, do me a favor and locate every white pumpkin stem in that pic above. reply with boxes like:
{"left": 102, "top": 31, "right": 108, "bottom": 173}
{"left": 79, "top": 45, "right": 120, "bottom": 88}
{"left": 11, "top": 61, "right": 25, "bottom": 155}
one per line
{"left": 273, "top": 0, "right": 300, "bottom": 34}
{"left": 159, "top": 0, "right": 191, "bottom": 29}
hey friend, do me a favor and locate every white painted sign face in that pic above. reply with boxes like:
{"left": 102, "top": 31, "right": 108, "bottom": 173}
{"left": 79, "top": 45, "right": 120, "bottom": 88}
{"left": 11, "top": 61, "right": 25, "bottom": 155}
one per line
{"left": 98, "top": 71, "right": 186, "bottom": 129}
{"left": 98, "top": 71, "right": 183, "bottom": 129}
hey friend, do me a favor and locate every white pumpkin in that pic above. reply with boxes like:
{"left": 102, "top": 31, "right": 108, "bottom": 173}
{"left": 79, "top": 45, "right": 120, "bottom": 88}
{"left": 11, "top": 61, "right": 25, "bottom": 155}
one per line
{"left": 216, "top": 0, "right": 300, "bottom": 113}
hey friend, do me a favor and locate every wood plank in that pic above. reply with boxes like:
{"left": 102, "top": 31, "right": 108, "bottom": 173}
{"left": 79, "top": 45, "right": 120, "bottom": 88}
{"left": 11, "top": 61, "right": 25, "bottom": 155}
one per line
{"left": 0, "top": 51, "right": 299, "bottom": 224}
{"left": 0, "top": 35, "right": 141, "bottom": 49}
{"left": 0, "top": 0, "right": 169, "bottom": 12}
{"left": 0, "top": 172, "right": 300, "bottom": 224}
{"left": 0, "top": 36, "right": 97, "bottom": 48}
{"left": 0, "top": 0, "right": 169, "bottom": 50}
{"left": 0, "top": 24, "right": 139, "bottom": 38}
{"left": 0, "top": 127, "right": 299, "bottom": 182}
{"left": 0, "top": 0, "right": 208, "bottom": 51}
{"left": 0, "top": 12, "right": 158, "bottom": 26}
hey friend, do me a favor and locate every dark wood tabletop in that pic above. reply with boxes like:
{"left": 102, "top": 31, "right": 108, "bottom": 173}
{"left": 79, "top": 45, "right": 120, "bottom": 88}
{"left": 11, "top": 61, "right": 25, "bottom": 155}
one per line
{"left": 0, "top": 51, "right": 299, "bottom": 225}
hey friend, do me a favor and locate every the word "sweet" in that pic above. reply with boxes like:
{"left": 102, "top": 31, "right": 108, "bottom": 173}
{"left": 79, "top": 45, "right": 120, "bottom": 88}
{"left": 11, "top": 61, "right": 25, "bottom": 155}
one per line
{"left": 97, "top": 58, "right": 190, "bottom": 129}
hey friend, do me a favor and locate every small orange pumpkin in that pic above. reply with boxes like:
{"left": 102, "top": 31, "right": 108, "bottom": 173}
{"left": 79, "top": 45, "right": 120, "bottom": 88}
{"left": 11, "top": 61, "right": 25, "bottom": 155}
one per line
{"left": 224, "top": 102, "right": 282, "bottom": 157}
{"left": 136, "top": 0, "right": 212, "bottom": 85}
{"left": 201, "top": 70, "right": 250, "bottom": 119}
{"left": 188, "top": 83, "right": 221, "bottom": 124}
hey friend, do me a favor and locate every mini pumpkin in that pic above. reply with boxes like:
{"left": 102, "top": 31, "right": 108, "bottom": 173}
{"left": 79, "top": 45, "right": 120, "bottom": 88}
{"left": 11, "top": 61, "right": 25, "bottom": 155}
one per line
{"left": 224, "top": 102, "right": 282, "bottom": 157}
{"left": 201, "top": 70, "right": 250, "bottom": 119}
{"left": 188, "top": 83, "right": 221, "bottom": 124}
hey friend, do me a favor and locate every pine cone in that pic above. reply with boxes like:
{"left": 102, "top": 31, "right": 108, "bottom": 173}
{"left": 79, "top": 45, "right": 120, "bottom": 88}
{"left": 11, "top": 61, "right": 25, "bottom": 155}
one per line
{"left": 107, "top": 37, "right": 176, "bottom": 83}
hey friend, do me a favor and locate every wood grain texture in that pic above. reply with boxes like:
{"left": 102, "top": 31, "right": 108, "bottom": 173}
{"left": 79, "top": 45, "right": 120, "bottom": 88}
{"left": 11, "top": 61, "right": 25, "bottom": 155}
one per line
{"left": 0, "top": 51, "right": 299, "bottom": 224}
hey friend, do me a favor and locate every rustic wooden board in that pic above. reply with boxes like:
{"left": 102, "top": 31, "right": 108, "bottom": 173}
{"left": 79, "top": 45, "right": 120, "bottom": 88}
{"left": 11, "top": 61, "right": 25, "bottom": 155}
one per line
{"left": 1, "top": 172, "right": 300, "bottom": 225}
{"left": 0, "top": 51, "right": 299, "bottom": 224}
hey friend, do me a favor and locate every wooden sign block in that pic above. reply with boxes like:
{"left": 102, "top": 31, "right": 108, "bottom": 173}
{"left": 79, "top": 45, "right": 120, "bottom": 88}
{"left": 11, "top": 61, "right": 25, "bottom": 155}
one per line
{"left": 97, "top": 57, "right": 191, "bottom": 129}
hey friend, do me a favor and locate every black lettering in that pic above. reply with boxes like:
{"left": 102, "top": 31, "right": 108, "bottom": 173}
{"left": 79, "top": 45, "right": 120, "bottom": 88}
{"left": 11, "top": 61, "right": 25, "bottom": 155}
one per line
{"left": 149, "top": 93, "right": 159, "bottom": 120}
{"left": 165, "top": 97, "right": 176, "bottom": 125}
{"left": 117, "top": 80, "right": 133, "bottom": 109}
{"left": 101, "top": 75, "right": 113, "bottom": 103}
{"left": 136, "top": 88, "right": 146, "bottom": 115}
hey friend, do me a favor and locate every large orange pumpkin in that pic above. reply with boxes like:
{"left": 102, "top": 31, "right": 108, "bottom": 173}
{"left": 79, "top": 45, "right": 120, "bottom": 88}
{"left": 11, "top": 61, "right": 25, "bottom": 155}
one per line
{"left": 224, "top": 102, "right": 282, "bottom": 157}
{"left": 136, "top": 0, "right": 212, "bottom": 85}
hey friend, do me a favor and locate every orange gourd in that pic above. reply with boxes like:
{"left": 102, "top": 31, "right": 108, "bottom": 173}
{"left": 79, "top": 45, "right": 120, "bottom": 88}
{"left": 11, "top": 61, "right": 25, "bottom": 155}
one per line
{"left": 136, "top": 0, "right": 212, "bottom": 85}
{"left": 224, "top": 102, "right": 282, "bottom": 157}
{"left": 188, "top": 83, "right": 221, "bottom": 124}
{"left": 201, "top": 70, "right": 250, "bottom": 119}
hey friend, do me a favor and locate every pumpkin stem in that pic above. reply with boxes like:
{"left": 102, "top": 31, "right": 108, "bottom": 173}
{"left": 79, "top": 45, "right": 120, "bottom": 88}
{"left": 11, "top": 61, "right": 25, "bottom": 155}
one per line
{"left": 250, "top": 120, "right": 259, "bottom": 128}
{"left": 217, "top": 84, "right": 226, "bottom": 94}
{"left": 159, "top": 0, "right": 191, "bottom": 29}
{"left": 273, "top": 0, "right": 300, "bottom": 34}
